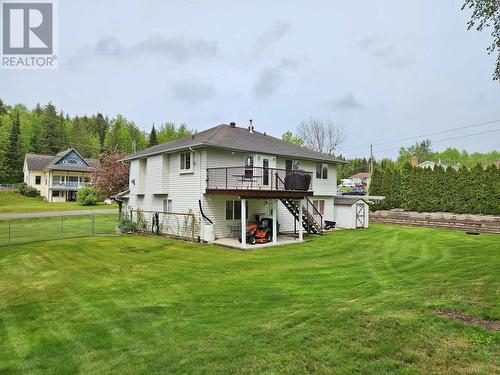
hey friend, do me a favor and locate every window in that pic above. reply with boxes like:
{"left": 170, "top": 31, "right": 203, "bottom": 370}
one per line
{"left": 53, "top": 176, "right": 64, "bottom": 185}
{"left": 245, "top": 155, "right": 254, "bottom": 168}
{"left": 313, "top": 199, "right": 325, "bottom": 215}
{"left": 225, "top": 200, "right": 249, "bottom": 220}
{"left": 316, "top": 163, "right": 328, "bottom": 179}
{"left": 286, "top": 160, "right": 300, "bottom": 172}
{"left": 245, "top": 154, "right": 254, "bottom": 178}
{"left": 163, "top": 199, "right": 173, "bottom": 213}
{"left": 180, "top": 152, "right": 192, "bottom": 172}
{"left": 35, "top": 175, "right": 41, "bottom": 185}
{"left": 53, "top": 191, "right": 60, "bottom": 197}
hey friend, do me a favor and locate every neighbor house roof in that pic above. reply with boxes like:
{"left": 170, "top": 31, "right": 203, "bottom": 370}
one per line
{"left": 25, "top": 149, "right": 99, "bottom": 172}
{"left": 334, "top": 197, "right": 369, "bottom": 206}
{"left": 349, "top": 172, "right": 371, "bottom": 179}
{"left": 122, "top": 124, "right": 347, "bottom": 164}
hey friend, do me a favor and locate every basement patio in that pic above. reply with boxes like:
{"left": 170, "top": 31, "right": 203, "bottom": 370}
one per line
{"left": 213, "top": 235, "right": 302, "bottom": 250}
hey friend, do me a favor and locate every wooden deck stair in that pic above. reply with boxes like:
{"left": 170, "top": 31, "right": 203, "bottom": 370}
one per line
{"left": 280, "top": 198, "right": 323, "bottom": 235}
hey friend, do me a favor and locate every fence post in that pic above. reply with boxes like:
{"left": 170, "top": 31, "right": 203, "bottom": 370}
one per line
{"left": 60, "top": 216, "right": 64, "bottom": 239}
{"left": 191, "top": 214, "right": 195, "bottom": 242}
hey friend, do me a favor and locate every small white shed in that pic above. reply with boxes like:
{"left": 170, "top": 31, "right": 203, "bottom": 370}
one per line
{"left": 334, "top": 197, "right": 369, "bottom": 229}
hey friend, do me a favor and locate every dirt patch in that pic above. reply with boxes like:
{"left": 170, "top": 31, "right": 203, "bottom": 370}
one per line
{"left": 432, "top": 308, "right": 500, "bottom": 331}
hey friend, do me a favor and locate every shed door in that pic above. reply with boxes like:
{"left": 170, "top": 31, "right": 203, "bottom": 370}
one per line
{"left": 356, "top": 203, "right": 365, "bottom": 228}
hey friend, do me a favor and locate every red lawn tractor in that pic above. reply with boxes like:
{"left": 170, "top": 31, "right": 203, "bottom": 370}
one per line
{"left": 239, "top": 217, "right": 279, "bottom": 245}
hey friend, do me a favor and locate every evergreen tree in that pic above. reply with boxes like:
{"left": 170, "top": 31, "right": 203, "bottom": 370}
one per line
{"left": 33, "top": 103, "right": 42, "bottom": 115}
{"left": 41, "top": 103, "right": 65, "bottom": 154}
{"left": 95, "top": 113, "right": 108, "bottom": 149}
{"left": 0, "top": 98, "right": 7, "bottom": 115}
{"left": 149, "top": 124, "right": 158, "bottom": 147}
{"left": 4, "top": 111, "right": 23, "bottom": 182}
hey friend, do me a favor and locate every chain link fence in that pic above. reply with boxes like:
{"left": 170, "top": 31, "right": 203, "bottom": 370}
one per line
{"left": 0, "top": 213, "right": 118, "bottom": 247}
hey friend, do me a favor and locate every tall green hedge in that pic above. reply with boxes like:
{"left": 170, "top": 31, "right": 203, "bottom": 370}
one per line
{"left": 369, "top": 163, "right": 500, "bottom": 215}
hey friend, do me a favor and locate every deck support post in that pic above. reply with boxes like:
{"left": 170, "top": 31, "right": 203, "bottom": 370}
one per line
{"left": 272, "top": 199, "right": 278, "bottom": 244}
{"left": 298, "top": 200, "right": 303, "bottom": 241}
{"left": 241, "top": 198, "right": 247, "bottom": 249}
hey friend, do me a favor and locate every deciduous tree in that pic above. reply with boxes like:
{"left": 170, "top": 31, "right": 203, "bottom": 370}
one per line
{"left": 297, "top": 117, "right": 345, "bottom": 155}
{"left": 462, "top": 0, "right": 500, "bottom": 81}
{"left": 91, "top": 152, "right": 129, "bottom": 198}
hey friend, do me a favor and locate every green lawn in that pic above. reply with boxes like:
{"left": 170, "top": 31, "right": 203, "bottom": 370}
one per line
{"left": 0, "top": 225, "right": 498, "bottom": 374}
{"left": 0, "top": 191, "right": 117, "bottom": 214}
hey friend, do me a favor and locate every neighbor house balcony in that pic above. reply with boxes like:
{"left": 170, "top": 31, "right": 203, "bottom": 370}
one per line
{"left": 206, "top": 166, "right": 314, "bottom": 198}
{"left": 51, "top": 181, "right": 88, "bottom": 190}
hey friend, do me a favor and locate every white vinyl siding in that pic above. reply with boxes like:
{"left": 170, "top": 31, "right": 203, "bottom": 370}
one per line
{"left": 128, "top": 148, "right": 339, "bottom": 239}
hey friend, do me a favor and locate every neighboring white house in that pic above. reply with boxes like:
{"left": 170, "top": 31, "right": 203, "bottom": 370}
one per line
{"left": 23, "top": 148, "right": 99, "bottom": 202}
{"left": 411, "top": 156, "right": 459, "bottom": 171}
{"left": 349, "top": 172, "right": 371, "bottom": 187}
{"left": 120, "top": 122, "right": 365, "bottom": 248}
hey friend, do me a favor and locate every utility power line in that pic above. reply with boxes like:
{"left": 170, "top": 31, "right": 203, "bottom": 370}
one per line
{"left": 374, "top": 128, "right": 500, "bottom": 154}
{"left": 337, "top": 119, "right": 500, "bottom": 153}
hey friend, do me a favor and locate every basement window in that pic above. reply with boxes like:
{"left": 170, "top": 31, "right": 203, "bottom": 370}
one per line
{"left": 225, "top": 200, "right": 249, "bottom": 220}
{"left": 312, "top": 199, "right": 325, "bottom": 216}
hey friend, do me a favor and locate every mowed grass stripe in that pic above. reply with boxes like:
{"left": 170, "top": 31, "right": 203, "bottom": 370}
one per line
{"left": 0, "top": 225, "right": 498, "bottom": 373}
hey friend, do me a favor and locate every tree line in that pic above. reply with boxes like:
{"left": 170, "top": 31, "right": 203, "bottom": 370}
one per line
{"left": 0, "top": 98, "right": 192, "bottom": 183}
{"left": 369, "top": 163, "right": 500, "bottom": 215}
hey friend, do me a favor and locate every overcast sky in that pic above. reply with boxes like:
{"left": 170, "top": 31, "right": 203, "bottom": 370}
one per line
{"left": 1, "top": 0, "right": 499, "bottom": 159}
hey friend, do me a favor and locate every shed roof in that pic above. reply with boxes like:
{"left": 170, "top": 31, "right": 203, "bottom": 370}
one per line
{"left": 122, "top": 124, "right": 347, "bottom": 164}
{"left": 334, "top": 196, "right": 369, "bottom": 206}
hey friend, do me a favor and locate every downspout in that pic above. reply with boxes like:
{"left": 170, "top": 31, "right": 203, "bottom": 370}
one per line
{"left": 190, "top": 147, "right": 203, "bottom": 241}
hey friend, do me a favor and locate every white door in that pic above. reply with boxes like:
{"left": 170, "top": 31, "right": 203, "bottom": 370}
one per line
{"left": 259, "top": 155, "right": 276, "bottom": 189}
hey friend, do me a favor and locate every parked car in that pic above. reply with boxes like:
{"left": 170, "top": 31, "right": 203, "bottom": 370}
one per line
{"left": 342, "top": 187, "right": 366, "bottom": 196}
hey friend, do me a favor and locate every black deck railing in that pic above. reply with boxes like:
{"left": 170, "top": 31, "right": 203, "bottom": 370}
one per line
{"left": 206, "top": 166, "right": 314, "bottom": 192}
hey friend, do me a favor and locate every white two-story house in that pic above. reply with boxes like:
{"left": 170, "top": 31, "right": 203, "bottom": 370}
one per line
{"left": 121, "top": 122, "right": 349, "bottom": 248}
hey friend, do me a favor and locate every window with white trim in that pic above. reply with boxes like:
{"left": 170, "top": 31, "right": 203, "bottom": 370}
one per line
{"left": 180, "top": 152, "right": 192, "bottom": 172}
{"left": 35, "top": 175, "right": 41, "bottom": 185}
{"left": 312, "top": 199, "right": 325, "bottom": 215}
{"left": 316, "top": 163, "right": 328, "bottom": 179}
{"left": 163, "top": 199, "right": 173, "bottom": 213}
{"left": 286, "top": 159, "right": 300, "bottom": 172}
{"left": 225, "top": 200, "right": 249, "bottom": 220}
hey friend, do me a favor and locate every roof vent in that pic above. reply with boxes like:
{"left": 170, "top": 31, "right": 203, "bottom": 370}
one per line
{"left": 229, "top": 122, "right": 236, "bottom": 128}
{"left": 248, "top": 119, "right": 254, "bottom": 133}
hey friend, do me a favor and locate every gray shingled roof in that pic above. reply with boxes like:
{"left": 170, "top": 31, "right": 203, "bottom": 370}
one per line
{"left": 122, "top": 124, "right": 347, "bottom": 164}
{"left": 25, "top": 149, "right": 99, "bottom": 172}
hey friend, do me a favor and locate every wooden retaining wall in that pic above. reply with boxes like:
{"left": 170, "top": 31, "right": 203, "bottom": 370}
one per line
{"left": 370, "top": 210, "right": 500, "bottom": 234}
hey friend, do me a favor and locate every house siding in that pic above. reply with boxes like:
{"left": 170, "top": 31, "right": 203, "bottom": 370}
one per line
{"left": 127, "top": 147, "right": 339, "bottom": 240}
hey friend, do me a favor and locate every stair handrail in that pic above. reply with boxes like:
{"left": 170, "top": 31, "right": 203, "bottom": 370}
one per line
{"left": 275, "top": 173, "right": 285, "bottom": 191}
{"left": 304, "top": 196, "right": 323, "bottom": 232}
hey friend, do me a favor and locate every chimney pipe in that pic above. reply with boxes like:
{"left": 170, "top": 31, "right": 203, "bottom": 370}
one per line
{"left": 229, "top": 122, "right": 236, "bottom": 128}
{"left": 249, "top": 119, "right": 253, "bottom": 133}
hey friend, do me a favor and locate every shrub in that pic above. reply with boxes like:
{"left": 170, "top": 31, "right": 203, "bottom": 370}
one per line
{"left": 14, "top": 182, "right": 40, "bottom": 197}
{"left": 76, "top": 185, "right": 101, "bottom": 206}
{"left": 119, "top": 213, "right": 138, "bottom": 233}
{"left": 369, "top": 163, "right": 500, "bottom": 215}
